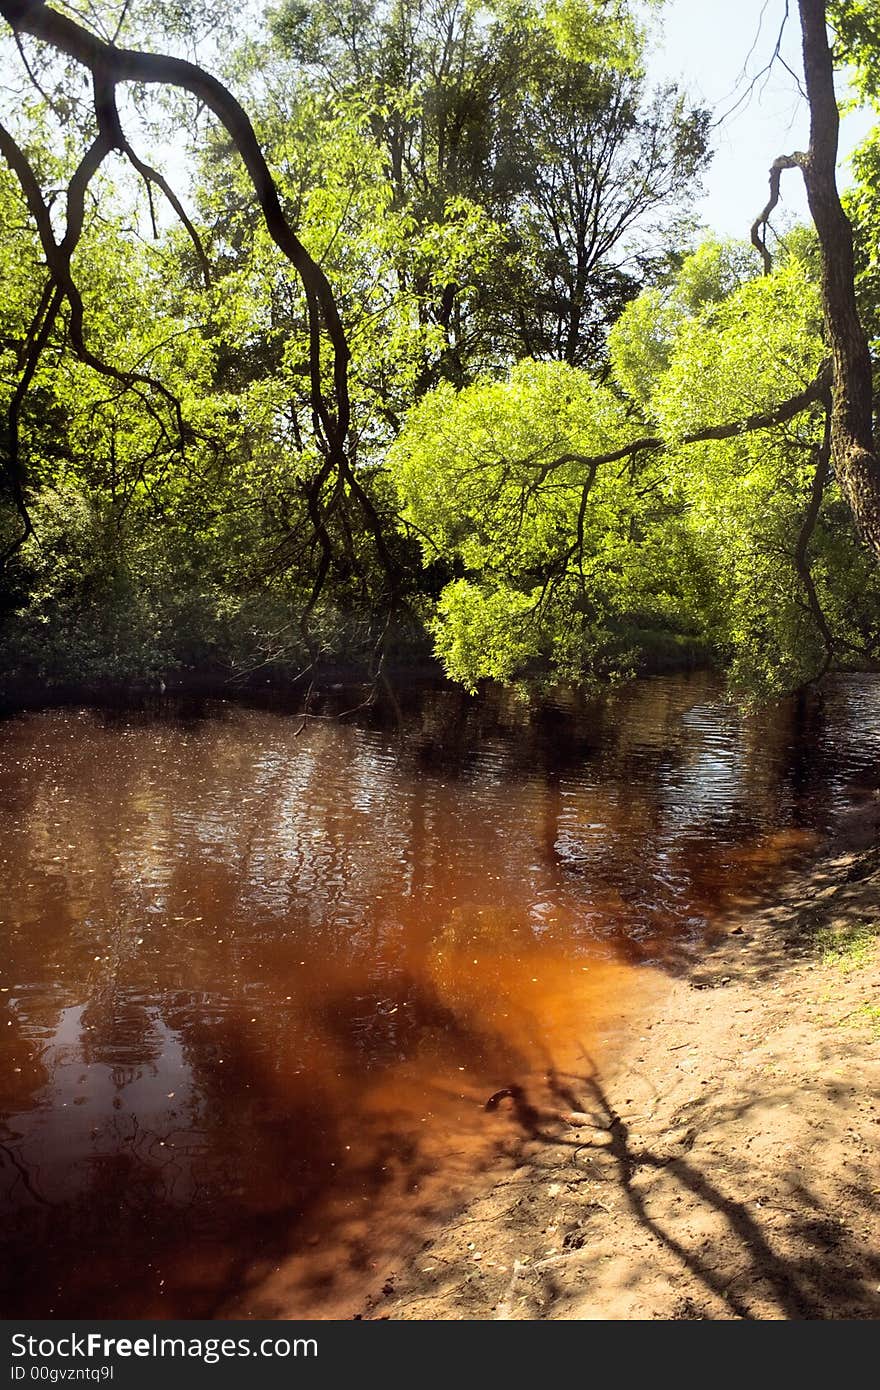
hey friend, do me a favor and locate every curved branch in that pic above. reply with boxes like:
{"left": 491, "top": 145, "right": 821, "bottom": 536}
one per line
{"left": 750, "top": 152, "right": 805, "bottom": 274}
{"left": 121, "top": 143, "right": 211, "bottom": 285}
{"left": 0, "top": 121, "right": 188, "bottom": 442}
{"left": 0, "top": 271, "right": 65, "bottom": 563}
{"left": 0, "top": 0, "right": 413, "bottom": 643}
{"left": 0, "top": 0, "right": 350, "bottom": 454}
{"left": 541, "top": 362, "right": 832, "bottom": 478}
{"left": 0, "top": 123, "right": 66, "bottom": 560}
{"left": 90, "top": 70, "right": 211, "bottom": 286}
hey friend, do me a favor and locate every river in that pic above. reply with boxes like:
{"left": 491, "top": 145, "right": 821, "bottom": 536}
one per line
{"left": 2, "top": 672, "right": 879, "bottom": 1316}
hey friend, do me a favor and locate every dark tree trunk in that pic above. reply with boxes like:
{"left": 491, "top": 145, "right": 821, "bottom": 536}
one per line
{"left": 797, "top": 0, "right": 880, "bottom": 556}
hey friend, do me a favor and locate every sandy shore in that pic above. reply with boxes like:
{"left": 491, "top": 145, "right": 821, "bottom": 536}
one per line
{"left": 364, "top": 837, "right": 880, "bottom": 1320}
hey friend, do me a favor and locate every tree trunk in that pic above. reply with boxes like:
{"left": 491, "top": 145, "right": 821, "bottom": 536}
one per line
{"left": 797, "top": 0, "right": 880, "bottom": 556}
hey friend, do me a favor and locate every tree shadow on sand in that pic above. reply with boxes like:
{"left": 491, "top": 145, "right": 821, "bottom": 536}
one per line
{"left": 468, "top": 1054, "right": 880, "bottom": 1320}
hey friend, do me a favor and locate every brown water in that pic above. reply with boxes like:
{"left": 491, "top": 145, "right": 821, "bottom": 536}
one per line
{"left": 2, "top": 672, "right": 880, "bottom": 1318}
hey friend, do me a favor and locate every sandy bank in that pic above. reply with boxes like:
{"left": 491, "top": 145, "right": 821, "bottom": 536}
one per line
{"left": 366, "top": 840, "right": 880, "bottom": 1320}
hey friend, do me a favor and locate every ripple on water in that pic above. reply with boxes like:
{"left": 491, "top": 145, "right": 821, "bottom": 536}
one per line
{"left": 1, "top": 671, "right": 880, "bottom": 1314}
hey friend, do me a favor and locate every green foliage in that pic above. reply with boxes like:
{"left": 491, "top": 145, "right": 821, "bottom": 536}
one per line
{"left": 831, "top": 0, "right": 880, "bottom": 102}
{"left": 2, "top": 0, "right": 880, "bottom": 706}
{"left": 847, "top": 128, "right": 880, "bottom": 344}
{"left": 655, "top": 259, "right": 824, "bottom": 435}
{"left": 816, "top": 920, "right": 879, "bottom": 971}
{"left": 391, "top": 358, "right": 702, "bottom": 688}
{"left": 833, "top": 2, "right": 880, "bottom": 344}
{"left": 389, "top": 241, "right": 880, "bottom": 696}
{"left": 608, "top": 238, "right": 759, "bottom": 412}
{"left": 259, "top": 0, "right": 709, "bottom": 376}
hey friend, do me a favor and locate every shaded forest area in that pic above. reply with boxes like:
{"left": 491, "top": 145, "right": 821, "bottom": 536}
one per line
{"left": 1, "top": 0, "right": 880, "bottom": 703}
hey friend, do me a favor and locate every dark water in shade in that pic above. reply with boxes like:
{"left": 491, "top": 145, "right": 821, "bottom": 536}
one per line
{"left": 2, "top": 672, "right": 880, "bottom": 1318}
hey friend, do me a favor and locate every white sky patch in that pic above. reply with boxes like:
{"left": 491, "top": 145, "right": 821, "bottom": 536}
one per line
{"left": 646, "top": 0, "right": 874, "bottom": 239}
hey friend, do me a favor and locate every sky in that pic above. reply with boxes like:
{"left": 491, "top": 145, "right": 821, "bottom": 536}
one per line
{"left": 16, "top": 0, "right": 868, "bottom": 248}
{"left": 647, "top": 0, "right": 874, "bottom": 239}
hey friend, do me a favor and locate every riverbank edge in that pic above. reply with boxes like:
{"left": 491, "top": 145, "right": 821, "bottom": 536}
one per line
{"left": 366, "top": 828, "right": 880, "bottom": 1320}
{"left": 0, "top": 659, "right": 446, "bottom": 718}
{"left": 0, "top": 622, "right": 719, "bottom": 717}
{"left": 0, "top": 630, "right": 723, "bottom": 718}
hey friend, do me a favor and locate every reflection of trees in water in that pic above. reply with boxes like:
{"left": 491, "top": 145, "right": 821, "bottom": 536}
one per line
{"left": 0, "top": 675, "right": 847, "bottom": 958}
{"left": 1, "top": 962, "right": 532, "bottom": 1315}
{"left": 2, "top": 674, "right": 880, "bottom": 1313}
{"left": 79, "top": 993, "right": 163, "bottom": 1073}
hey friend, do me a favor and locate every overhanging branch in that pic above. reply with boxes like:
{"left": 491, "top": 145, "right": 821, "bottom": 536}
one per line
{"left": 0, "top": 0, "right": 351, "bottom": 456}
{"left": 0, "top": 0, "right": 412, "bottom": 636}
{"left": 542, "top": 362, "right": 832, "bottom": 477}
{"left": 750, "top": 152, "right": 805, "bottom": 273}
{"left": 0, "top": 121, "right": 188, "bottom": 438}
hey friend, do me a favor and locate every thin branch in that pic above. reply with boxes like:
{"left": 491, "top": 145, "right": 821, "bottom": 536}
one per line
{"left": 121, "top": 141, "right": 211, "bottom": 285}
{"left": 12, "top": 27, "right": 57, "bottom": 112}
{"left": 540, "top": 362, "right": 832, "bottom": 478}
{"left": 750, "top": 152, "right": 805, "bottom": 274}
{"left": 714, "top": 0, "right": 799, "bottom": 128}
{"left": 111, "top": 0, "right": 132, "bottom": 45}
{"left": 90, "top": 76, "right": 211, "bottom": 285}
{"left": 0, "top": 119, "right": 189, "bottom": 508}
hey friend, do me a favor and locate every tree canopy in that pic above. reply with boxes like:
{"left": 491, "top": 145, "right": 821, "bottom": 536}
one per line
{"left": 0, "top": 0, "right": 878, "bottom": 701}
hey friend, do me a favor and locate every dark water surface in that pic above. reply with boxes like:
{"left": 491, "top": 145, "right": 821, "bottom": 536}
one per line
{"left": 2, "top": 673, "right": 880, "bottom": 1317}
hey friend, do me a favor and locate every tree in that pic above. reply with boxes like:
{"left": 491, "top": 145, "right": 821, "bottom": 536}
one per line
{"left": 390, "top": 242, "right": 880, "bottom": 695}
{"left": 266, "top": 0, "right": 710, "bottom": 377}
{"left": 0, "top": 0, "right": 437, "bottom": 685}
{"left": 1, "top": 0, "right": 879, "bottom": 700}
{"left": 387, "top": 0, "right": 880, "bottom": 696}
{"left": 751, "top": 0, "right": 880, "bottom": 558}
{"left": 0, "top": 0, "right": 378, "bottom": 599}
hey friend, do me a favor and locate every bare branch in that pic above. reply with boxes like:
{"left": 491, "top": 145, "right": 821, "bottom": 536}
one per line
{"left": 715, "top": 0, "right": 806, "bottom": 134}
{"left": 750, "top": 152, "right": 805, "bottom": 274}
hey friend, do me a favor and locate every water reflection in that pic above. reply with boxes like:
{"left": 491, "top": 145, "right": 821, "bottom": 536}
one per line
{"left": 1, "top": 673, "right": 879, "bottom": 1316}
